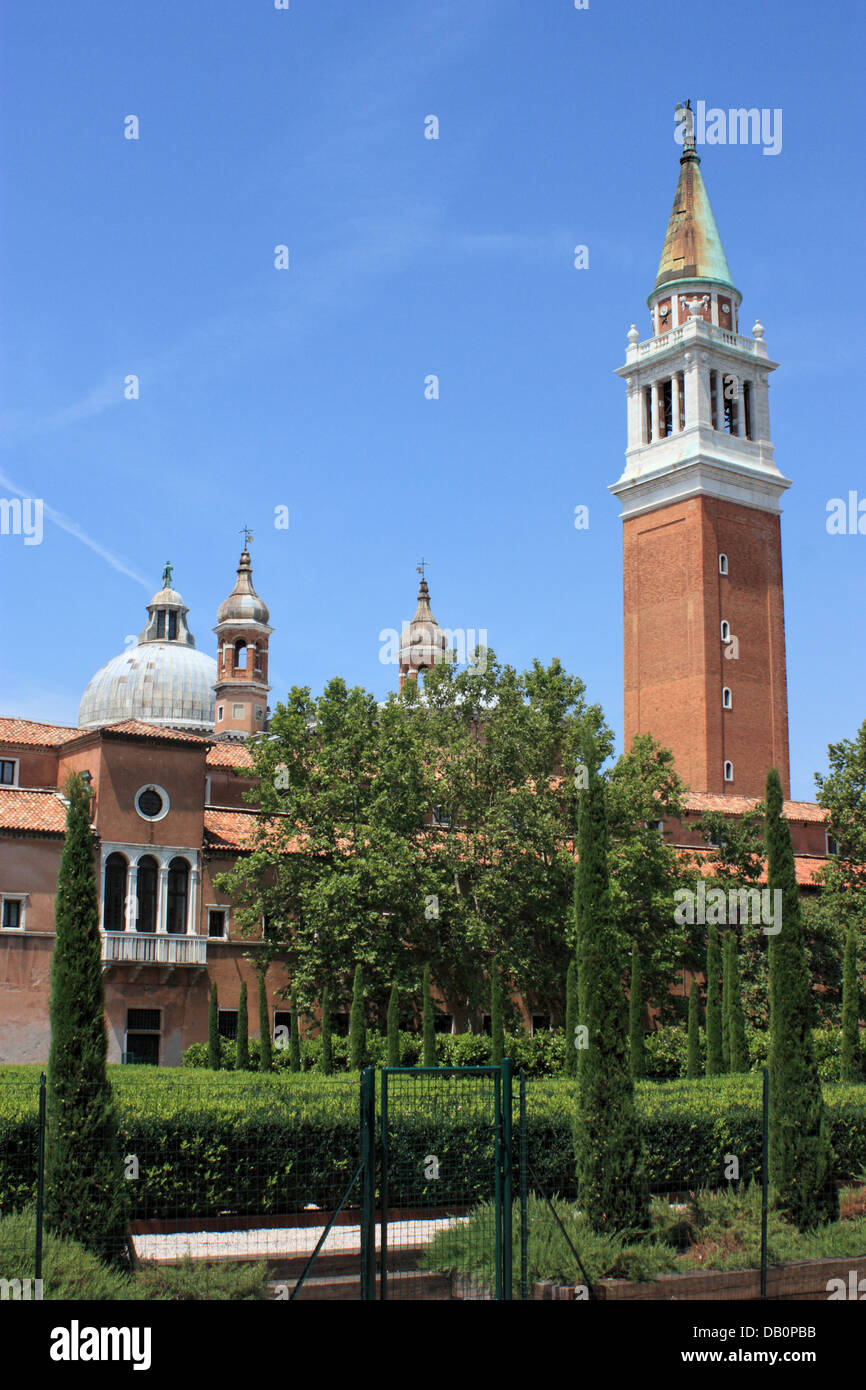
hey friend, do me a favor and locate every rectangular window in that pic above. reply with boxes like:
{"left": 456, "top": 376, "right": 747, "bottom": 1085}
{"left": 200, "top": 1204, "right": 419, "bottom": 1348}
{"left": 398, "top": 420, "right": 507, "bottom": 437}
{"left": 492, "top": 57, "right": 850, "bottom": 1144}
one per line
{"left": 677, "top": 372, "right": 685, "bottom": 430}
{"left": 743, "top": 380, "right": 753, "bottom": 440}
{"left": 124, "top": 1034, "right": 159, "bottom": 1065}
{"left": 0, "top": 760, "right": 17, "bottom": 785}
{"left": 723, "top": 377, "right": 738, "bottom": 435}
{"left": 431, "top": 806, "right": 450, "bottom": 827}
{"left": 208, "top": 909, "right": 227, "bottom": 938}
{"left": 531, "top": 1014, "right": 550, "bottom": 1035}
{"left": 826, "top": 834, "right": 839, "bottom": 856}
{"left": 1, "top": 898, "right": 23, "bottom": 930}
{"left": 156, "top": 611, "right": 166, "bottom": 638}
{"left": 661, "top": 378, "right": 672, "bottom": 437}
{"left": 218, "top": 1010, "right": 238, "bottom": 1040}
{"left": 274, "top": 1010, "right": 292, "bottom": 1033}
{"left": 255, "top": 707, "right": 264, "bottom": 720}
{"left": 232, "top": 704, "right": 245, "bottom": 719}
{"left": 127, "top": 1008, "right": 161, "bottom": 1032}
{"left": 433, "top": 1013, "right": 453, "bottom": 1035}
{"left": 709, "top": 371, "right": 718, "bottom": 429}
{"left": 644, "top": 386, "right": 653, "bottom": 442}
{"left": 332, "top": 1012, "right": 350, "bottom": 1037}
{"left": 481, "top": 1013, "right": 492, "bottom": 1036}
{"left": 168, "top": 611, "right": 178, "bottom": 641}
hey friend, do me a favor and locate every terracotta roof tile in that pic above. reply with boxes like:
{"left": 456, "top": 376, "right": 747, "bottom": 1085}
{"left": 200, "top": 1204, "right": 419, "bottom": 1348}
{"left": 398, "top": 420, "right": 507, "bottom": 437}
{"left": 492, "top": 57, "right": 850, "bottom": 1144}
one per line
{"left": 686, "top": 845, "right": 829, "bottom": 887}
{"left": 99, "top": 721, "right": 209, "bottom": 744}
{"left": 0, "top": 788, "right": 71, "bottom": 836}
{"left": 0, "top": 718, "right": 80, "bottom": 748}
{"left": 682, "top": 791, "right": 826, "bottom": 824}
{"left": 206, "top": 743, "right": 255, "bottom": 768}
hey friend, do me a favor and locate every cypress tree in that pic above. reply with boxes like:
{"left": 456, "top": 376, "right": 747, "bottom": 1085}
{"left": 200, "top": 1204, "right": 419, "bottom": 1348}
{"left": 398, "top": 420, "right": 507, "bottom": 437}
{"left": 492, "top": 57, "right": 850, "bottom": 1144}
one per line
{"left": 258, "top": 969, "right": 272, "bottom": 1071}
{"left": 289, "top": 989, "right": 301, "bottom": 1072}
{"left": 721, "top": 929, "right": 731, "bottom": 1072}
{"left": 726, "top": 932, "right": 749, "bottom": 1074}
{"left": 387, "top": 982, "right": 400, "bottom": 1067}
{"left": 320, "top": 986, "right": 333, "bottom": 1075}
{"left": 705, "top": 923, "right": 724, "bottom": 1076}
{"left": 208, "top": 982, "right": 220, "bottom": 1070}
{"left": 564, "top": 958, "right": 578, "bottom": 1078}
{"left": 489, "top": 957, "right": 504, "bottom": 1066}
{"left": 572, "top": 764, "right": 648, "bottom": 1232}
{"left": 841, "top": 924, "right": 861, "bottom": 1083}
{"left": 766, "top": 767, "right": 838, "bottom": 1228}
{"left": 422, "top": 965, "right": 437, "bottom": 1066}
{"left": 686, "top": 978, "right": 702, "bottom": 1079}
{"left": 349, "top": 964, "right": 366, "bottom": 1070}
{"left": 629, "top": 948, "right": 645, "bottom": 1080}
{"left": 236, "top": 980, "right": 249, "bottom": 1071}
{"left": 44, "top": 773, "right": 128, "bottom": 1267}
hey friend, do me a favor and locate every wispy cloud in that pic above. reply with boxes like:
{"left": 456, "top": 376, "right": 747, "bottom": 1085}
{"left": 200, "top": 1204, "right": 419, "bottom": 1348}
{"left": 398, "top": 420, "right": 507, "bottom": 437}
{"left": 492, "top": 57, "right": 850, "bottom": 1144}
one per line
{"left": 0, "top": 467, "right": 152, "bottom": 589}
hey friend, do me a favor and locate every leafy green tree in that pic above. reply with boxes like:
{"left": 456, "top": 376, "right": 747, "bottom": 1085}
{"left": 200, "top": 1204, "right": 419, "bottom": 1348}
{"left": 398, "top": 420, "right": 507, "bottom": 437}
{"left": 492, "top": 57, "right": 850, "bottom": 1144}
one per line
{"left": 349, "top": 964, "right": 366, "bottom": 1070}
{"left": 44, "top": 773, "right": 129, "bottom": 1268}
{"left": 564, "top": 959, "right": 578, "bottom": 1078}
{"left": 705, "top": 924, "right": 724, "bottom": 1076}
{"left": 841, "top": 924, "right": 861, "bottom": 1082}
{"left": 258, "top": 969, "right": 272, "bottom": 1071}
{"left": 766, "top": 768, "right": 838, "bottom": 1228}
{"left": 815, "top": 720, "right": 866, "bottom": 1007}
{"left": 422, "top": 965, "right": 436, "bottom": 1066}
{"left": 725, "top": 932, "right": 749, "bottom": 1073}
{"left": 606, "top": 736, "right": 693, "bottom": 1023}
{"left": 693, "top": 809, "right": 769, "bottom": 1027}
{"left": 289, "top": 989, "right": 301, "bottom": 1073}
{"left": 489, "top": 957, "right": 504, "bottom": 1066}
{"left": 629, "top": 949, "right": 645, "bottom": 1080}
{"left": 573, "top": 764, "right": 648, "bottom": 1233}
{"left": 236, "top": 980, "right": 249, "bottom": 1070}
{"left": 686, "top": 979, "right": 701, "bottom": 1079}
{"left": 320, "top": 986, "right": 333, "bottom": 1075}
{"left": 387, "top": 982, "right": 400, "bottom": 1066}
{"left": 208, "top": 983, "right": 220, "bottom": 1070}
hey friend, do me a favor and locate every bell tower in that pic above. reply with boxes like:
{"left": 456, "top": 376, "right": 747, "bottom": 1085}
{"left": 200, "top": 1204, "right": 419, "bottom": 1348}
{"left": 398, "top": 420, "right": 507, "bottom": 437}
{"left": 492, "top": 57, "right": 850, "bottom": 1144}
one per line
{"left": 399, "top": 564, "right": 448, "bottom": 692}
{"left": 213, "top": 537, "right": 273, "bottom": 740}
{"left": 610, "top": 115, "right": 791, "bottom": 798}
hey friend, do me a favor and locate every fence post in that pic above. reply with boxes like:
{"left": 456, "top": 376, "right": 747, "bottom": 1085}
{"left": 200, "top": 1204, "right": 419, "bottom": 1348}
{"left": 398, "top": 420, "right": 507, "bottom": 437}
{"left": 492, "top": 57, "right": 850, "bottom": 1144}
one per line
{"left": 519, "top": 1069, "right": 528, "bottom": 1302}
{"left": 501, "top": 1057, "right": 512, "bottom": 1301}
{"left": 359, "top": 1066, "right": 376, "bottom": 1300}
{"left": 35, "top": 1072, "right": 46, "bottom": 1281}
{"left": 761, "top": 1065, "right": 769, "bottom": 1299}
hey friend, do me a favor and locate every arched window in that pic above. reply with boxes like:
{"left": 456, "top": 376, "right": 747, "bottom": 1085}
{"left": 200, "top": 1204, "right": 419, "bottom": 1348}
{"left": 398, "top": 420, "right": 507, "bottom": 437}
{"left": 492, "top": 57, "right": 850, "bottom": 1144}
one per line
{"left": 720, "top": 620, "right": 730, "bottom": 642}
{"left": 233, "top": 640, "right": 247, "bottom": 670}
{"left": 104, "top": 853, "right": 127, "bottom": 932}
{"left": 137, "top": 856, "right": 158, "bottom": 933}
{"left": 723, "top": 761, "right": 734, "bottom": 782}
{"left": 166, "top": 858, "right": 189, "bottom": 935}
{"left": 722, "top": 687, "right": 732, "bottom": 709}
{"left": 719, "top": 553, "right": 728, "bottom": 575}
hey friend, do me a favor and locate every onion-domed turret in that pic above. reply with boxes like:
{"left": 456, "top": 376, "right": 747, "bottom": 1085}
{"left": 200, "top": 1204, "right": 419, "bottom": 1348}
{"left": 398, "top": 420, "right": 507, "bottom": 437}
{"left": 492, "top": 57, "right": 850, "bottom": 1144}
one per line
{"left": 213, "top": 538, "right": 273, "bottom": 740}
{"left": 216, "top": 548, "right": 270, "bottom": 626}
{"left": 399, "top": 568, "right": 448, "bottom": 692}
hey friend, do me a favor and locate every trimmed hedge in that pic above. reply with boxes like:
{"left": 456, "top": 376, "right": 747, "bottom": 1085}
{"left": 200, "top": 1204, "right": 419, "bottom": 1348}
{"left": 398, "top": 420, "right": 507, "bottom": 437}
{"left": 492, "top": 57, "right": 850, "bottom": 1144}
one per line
{"left": 1, "top": 1068, "right": 864, "bottom": 1220}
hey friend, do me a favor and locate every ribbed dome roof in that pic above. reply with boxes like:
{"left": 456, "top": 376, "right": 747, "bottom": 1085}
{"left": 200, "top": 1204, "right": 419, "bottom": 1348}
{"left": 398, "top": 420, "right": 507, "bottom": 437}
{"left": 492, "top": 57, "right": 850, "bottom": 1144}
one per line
{"left": 78, "top": 644, "right": 217, "bottom": 732}
{"left": 217, "top": 549, "right": 270, "bottom": 625}
{"left": 79, "top": 568, "right": 216, "bottom": 732}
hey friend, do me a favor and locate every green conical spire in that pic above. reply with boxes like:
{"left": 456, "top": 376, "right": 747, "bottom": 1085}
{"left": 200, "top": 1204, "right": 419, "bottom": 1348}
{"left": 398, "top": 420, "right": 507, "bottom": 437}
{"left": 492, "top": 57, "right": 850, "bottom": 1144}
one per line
{"left": 652, "top": 143, "right": 736, "bottom": 299}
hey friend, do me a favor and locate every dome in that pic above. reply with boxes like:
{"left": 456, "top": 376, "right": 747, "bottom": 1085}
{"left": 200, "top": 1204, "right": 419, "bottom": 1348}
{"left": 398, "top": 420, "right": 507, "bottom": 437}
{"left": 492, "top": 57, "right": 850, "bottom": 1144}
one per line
{"left": 79, "top": 566, "right": 217, "bottom": 732}
{"left": 216, "top": 549, "right": 270, "bottom": 626}
{"left": 78, "top": 643, "right": 217, "bottom": 732}
{"left": 400, "top": 576, "right": 448, "bottom": 676}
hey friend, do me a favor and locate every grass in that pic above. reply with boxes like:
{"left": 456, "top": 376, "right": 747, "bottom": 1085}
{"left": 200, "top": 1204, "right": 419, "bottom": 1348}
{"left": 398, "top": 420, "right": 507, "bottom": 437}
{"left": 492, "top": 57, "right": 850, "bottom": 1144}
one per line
{"left": 0, "top": 1207, "right": 271, "bottom": 1300}
{"left": 421, "top": 1181, "right": 866, "bottom": 1289}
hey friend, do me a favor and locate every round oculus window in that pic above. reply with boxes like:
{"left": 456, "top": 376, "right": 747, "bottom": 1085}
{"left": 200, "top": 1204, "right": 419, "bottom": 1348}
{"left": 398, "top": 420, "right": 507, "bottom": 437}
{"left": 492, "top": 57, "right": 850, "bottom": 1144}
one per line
{"left": 135, "top": 785, "right": 169, "bottom": 821}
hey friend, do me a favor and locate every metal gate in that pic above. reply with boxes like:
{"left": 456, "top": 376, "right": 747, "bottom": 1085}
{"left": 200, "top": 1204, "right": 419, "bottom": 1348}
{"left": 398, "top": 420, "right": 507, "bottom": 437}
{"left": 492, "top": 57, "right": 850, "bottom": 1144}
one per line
{"left": 373, "top": 1061, "right": 513, "bottom": 1300}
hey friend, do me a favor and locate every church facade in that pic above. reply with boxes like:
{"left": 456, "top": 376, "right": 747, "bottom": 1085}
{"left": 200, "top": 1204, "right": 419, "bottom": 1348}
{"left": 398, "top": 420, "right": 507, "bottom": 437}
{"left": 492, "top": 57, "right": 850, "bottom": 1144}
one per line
{"left": 0, "top": 139, "right": 834, "bottom": 1065}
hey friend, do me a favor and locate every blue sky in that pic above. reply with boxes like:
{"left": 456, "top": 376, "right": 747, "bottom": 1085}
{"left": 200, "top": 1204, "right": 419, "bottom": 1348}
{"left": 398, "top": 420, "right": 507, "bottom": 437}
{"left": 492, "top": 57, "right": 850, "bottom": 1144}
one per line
{"left": 1, "top": 0, "right": 863, "bottom": 800}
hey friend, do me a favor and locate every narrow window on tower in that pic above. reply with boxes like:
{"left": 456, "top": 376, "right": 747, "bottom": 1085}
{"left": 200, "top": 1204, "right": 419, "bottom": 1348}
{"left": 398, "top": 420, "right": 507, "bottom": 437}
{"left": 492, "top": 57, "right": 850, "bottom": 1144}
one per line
{"left": 720, "top": 620, "right": 730, "bottom": 642}
{"left": 743, "top": 380, "right": 753, "bottom": 440}
{"left": 661, "top": 378, "right": 673, "bottom": 437}
{"left": 677, "top": 372, "right": 685, "bottom": 430}
{"left": 156, "top": 610, "right": 166, "bottom": 638}
{"left": 723, "top": 761, "right": 734, "bottom": 782}
{"left": 234, "top": 640, "right": 247, "bottom": 670}
{"left": 719, "top": 553, "right": 728, "bottom": 575}
{"left": 722, "top": 687, "right": 732, "bottom": 709}
{"left": 709, "top": 371, "right": 718, "bottom": 429}
{"left": 723, "top": 377, "right": 738, "bottom": 435}
{"left": 168, "top": 611, "right": 178, "bottom": 640}
{"left": 217, "top": 705, "right": 224, "bottom": 721}
{"left": 644, "top": 386, "right": 653, "bottom": 442}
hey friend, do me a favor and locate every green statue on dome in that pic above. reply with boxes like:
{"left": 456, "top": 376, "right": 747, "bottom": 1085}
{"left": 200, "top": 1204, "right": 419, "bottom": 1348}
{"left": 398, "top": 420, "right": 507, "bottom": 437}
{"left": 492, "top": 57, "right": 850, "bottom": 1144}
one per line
{"left": 162, "top": 561, "right": 174, "bottom": 589}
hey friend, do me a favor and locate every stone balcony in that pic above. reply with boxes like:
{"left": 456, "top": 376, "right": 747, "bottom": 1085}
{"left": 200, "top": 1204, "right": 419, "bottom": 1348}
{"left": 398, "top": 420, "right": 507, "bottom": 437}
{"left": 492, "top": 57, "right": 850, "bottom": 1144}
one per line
{"left": 627, "top": 316, "right": 769, "bottom": 366}
{"left": 101, "top": 932, "right": 207, "bottom": 968}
